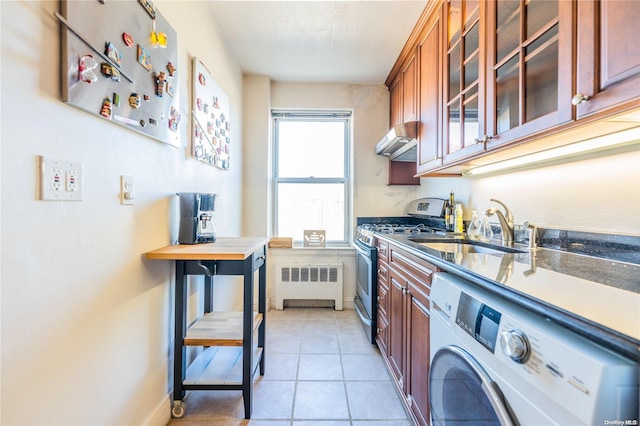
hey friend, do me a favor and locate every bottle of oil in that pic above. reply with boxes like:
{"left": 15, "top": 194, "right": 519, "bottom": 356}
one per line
{"left": 446, "top": 191, "right": 455, "bottom": 231}
{"left": 455, "top": 203, "right": 464, "bottom": 233}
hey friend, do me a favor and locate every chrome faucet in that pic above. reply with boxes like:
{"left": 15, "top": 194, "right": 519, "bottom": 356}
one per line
{"left": 485, "top": 199, "right": 514, "bottom": 244}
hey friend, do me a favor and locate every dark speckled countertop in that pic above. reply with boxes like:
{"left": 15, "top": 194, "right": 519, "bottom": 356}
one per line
{"left": 378, "top": 232, "right": 640, "bottom": 361}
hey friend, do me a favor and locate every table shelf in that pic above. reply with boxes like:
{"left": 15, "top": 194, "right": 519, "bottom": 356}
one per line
{"left": 185, "top": 312, "right": 263, "bottom": 346}
{"left": 184, "top": 346, "right": 264, "bottom": 386}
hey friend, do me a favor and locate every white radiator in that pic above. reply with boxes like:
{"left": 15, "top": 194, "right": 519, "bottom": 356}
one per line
{"left": 275, "top": 263, "right": 343, "bottom": 310}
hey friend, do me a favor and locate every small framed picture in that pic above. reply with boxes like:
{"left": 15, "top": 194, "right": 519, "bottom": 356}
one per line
{"left": 303, "top": 230, "right": 326, "bottom": 248}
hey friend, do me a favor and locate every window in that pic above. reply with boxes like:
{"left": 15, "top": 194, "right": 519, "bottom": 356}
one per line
{"left": 272, "top": 111, "right": 351, "bottom": 245}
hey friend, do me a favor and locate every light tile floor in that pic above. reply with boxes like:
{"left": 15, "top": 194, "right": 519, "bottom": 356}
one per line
{"left": 169, "top": 307, "right": 414, "bottom": 426}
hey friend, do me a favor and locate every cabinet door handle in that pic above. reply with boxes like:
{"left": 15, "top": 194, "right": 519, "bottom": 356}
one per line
{"left": 571, "top": 93, "right": 591, "bottom": 105}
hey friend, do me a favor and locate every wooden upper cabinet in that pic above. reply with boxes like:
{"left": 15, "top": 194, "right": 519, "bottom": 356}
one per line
{"left": 443, "top": 0, "right": 487, "bottom": 164}
{"left": 417, "top": 4, "right": 444, "bottom": 175}
{"left": 575, "top": 0, "right": 640, "bottom": 119}
{"left": 485, "top": 0, "right": 574, "bottom": 149}
{"left": 389, "top": 74, "right": 403, "bottom": 127}
{"left": 402, "top": 52, "right": 419, "bottom": 123}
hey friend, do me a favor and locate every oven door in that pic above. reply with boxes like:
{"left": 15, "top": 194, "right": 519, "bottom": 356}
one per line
{"left": 353, "top": 240, "right": 377, "bottom": 343}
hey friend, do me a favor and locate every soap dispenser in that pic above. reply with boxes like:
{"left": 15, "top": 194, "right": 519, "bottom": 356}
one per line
{"left": 478, "top": 214, "right": 493, "bottom": 242}
{"left": 468, "top": 211, "right": 481, "bottom": 239}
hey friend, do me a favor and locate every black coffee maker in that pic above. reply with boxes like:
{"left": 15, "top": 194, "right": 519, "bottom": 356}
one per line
{"left": 177, "top": 192, "right": 217, "bottom": 244}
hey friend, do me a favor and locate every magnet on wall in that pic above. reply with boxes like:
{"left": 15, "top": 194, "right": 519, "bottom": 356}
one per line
{"left": 155, "top": 72, "right": 166, "bottom": 97}
{"left": 166, "top": 82, "right": 175, "bottom": 98}
{"left": 149, "top": 118, "right": 157, "bottom": 125}
{"left": 101, "top": 63, "right": 120, "bottom": 81}
{"left": 144, "top": 94, "right": 150, "bottom": 101}
{"left": 100, "top": 98, "right": 112, "bottom": 118}
{"left": 129, "top": 93, "right": 141, "bottom": 109}
{"left": 137, "top": 44, "right": 152, "bottom": 71}
{"left": 104, "top": 42, "right": 122, "bottom": 67}
{"left": 138, "top": 0, "right": 156, "bottom": 19}
{"left": 166, "top": 62, "right": 176, "bottom": 76}
{"left": 198, "top": 73, "right": 206, "bottom": 86}
{"left": 78, "top": 55, "right": 98, "bottom": 83}
{"left": 122, "top": 33, "right": 134, "bottom": 47}
{"left": 113, "top": 92, "right": 120, "bottom": 107}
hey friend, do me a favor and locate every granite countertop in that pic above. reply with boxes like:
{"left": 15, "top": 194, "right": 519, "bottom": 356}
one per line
{"left": 378, "top": 233, "right": 640, "bottom": 361}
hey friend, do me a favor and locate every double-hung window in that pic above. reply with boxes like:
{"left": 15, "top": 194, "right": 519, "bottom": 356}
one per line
{"left": 272, "top": 110, "right": 351, "bottom": 245}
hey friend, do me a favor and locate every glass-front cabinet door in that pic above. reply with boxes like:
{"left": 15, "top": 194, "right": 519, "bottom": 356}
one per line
{"left": 485, "top": 0, "right": 574, "bottom": 149}
{"left": 443, "top": 0, "right": 486, "bottom": 164}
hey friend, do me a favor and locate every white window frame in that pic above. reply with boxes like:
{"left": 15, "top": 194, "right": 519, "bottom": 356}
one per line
{"left": 272, "top": 110, "right": 352, "bottom": 246}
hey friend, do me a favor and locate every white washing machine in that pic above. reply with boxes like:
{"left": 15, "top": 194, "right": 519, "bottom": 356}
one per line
{"left": 429, "top": 272, "right": 639, "bottom": 425}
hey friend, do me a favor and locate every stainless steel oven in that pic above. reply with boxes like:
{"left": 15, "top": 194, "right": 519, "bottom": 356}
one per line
{"left": 353, "top": 238, "right": 377, "bottom": 343}
{"left": 353, "top": 198, "right": 447, "bottom": 345}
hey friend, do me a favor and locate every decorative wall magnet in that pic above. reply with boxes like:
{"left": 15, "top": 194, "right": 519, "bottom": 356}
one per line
{"left": 196, "top": 98, "right": 202, "bottom": 111}
{"left": 168, "top": 106, "right": 180, "bottom": 132}
{"left": 154, "top": 71, "right": 166, "bottom": 97}
{"left": 150, "top": 19, "right": 167, "bottom": 48}
{"left": 129, "top": 93, "right": 141, "bottom": 109}
{"left": 137, "top": 44, "right": 152, "bottom": 71}
{"left": 149, "top": 118, "right": 157, "bottom": 125}
{"left": 100, "top": 98, "right": 112, "bottom": 118}
{"left": 138, "top": 0, "right": 156, "bottom": 19}
{"left": 166, "top": 62, "right": 176, "bottom": 76}
{"left": 166, "top": 81, "right": 175, "bottom": 98}
{"left": 78, "top": 55, "right": 98, "bottom": 83}
{"left": 143, "top": 94, "right": 150, "bottom": 101}
{"left": 198, "top": 73, "right": 206, "bottom": 85}
{"left": 122, "top": 32, "right": 134, "bottom": 47}
{"left": 104, "top": 42, "right": 122, "bottom": 67}
{"left": 113, "top": 92, "right": 120, "bottom": 107}
{"left": 101, "top": 63, "right": 121, "bottom": 81}
{"left": 140, "top": 119, "right": 147, "bottom": 127}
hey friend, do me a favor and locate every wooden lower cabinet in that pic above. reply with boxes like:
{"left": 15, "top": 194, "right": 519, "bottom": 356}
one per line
{"left": 377, "top": 239, "right": 437, "bottom": 426}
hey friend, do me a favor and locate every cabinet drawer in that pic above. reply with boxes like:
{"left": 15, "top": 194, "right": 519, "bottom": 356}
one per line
{"left": 377, "top": 260, "right": 389, "bottom": 284}
{"left": 377, "top": 239, "right": 389, "bottom": 263}
{"left": 377, "top": 282, "right": 389, "bottom": 318}
{"left": 389, "top": 246, "right": 437, "bottom": 288}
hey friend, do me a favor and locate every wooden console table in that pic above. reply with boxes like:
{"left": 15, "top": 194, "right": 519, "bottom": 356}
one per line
{"left": 144, "top": 237, "right": 268, "bottom": 419}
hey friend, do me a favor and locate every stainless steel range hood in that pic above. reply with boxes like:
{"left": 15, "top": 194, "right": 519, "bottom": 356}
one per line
{"left": 375, "top": 121, "right": 418, "bottom": 162}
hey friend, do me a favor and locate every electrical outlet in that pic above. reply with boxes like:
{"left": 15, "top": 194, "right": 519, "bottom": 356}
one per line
{"left": 120, "top": 175, "right": 135, "bottom": 205}
{"left": 51, "top": 168, "right": 63, "bottom": 191}
{"left": 39, "top": 156, "right": 84, "bottom": 201}
{"left": 66, "top": 169, "right": 79, "bottom": 192}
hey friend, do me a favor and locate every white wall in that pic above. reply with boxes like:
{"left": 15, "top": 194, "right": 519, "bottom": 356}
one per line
{"left": 1, "top": 1, "right": 244, "bottom": 425}
{"left": 417, "top": 146, "right": 640, "bottom": 235}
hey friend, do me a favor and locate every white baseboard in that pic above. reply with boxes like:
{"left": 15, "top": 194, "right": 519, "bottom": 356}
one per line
{"left": 268, "top": 296, "right": 355, "bottom": 310}
{"left": 142, "top": 394, "right": 171, "bottom": 426}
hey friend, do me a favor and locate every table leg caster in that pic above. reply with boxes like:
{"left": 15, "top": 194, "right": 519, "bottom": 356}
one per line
{"left": 171, "top": 400, "right": 186, "bottom": 418}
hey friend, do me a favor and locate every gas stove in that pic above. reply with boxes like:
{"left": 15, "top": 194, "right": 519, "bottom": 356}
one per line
{"left": 355, "top": 197, "right": 448, "bottom": 247}
{"left": 355, "top": 221, "right": 441, "bottom": 247}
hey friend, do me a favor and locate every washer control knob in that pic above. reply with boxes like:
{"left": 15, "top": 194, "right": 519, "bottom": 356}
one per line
{"left": 500, "top": 330, "right": 530, "bottom": 363}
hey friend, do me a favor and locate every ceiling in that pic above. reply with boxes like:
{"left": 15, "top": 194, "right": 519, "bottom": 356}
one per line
{"left": 206, "top": 1, "right": 428, "bottom": 84}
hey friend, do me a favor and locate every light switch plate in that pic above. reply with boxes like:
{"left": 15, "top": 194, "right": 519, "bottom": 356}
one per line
{"left": 39, "top": 156, "right": 84, "bottom": 201}
{"left": 120, "top": 175, "right": 135, "bottom": 205}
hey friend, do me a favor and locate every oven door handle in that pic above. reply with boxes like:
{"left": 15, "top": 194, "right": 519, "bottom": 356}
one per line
{"left": 354, "top": 295, "right": 372, "bottom": 326}
{"left": 353, "top": 241, "right": 370, "bottom": 258}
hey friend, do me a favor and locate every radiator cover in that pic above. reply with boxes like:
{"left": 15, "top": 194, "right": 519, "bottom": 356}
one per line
{"left": 275, "top": 263, "right": 343, "bottom": 310}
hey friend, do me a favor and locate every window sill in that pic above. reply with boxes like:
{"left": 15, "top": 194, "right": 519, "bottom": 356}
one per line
{"left": 269, "top": 244, "right": 354, "bottom": 250}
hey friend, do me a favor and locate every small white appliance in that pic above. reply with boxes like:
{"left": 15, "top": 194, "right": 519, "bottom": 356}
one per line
{"left": 430, "top": 272, "right": 638, "bottom": 425}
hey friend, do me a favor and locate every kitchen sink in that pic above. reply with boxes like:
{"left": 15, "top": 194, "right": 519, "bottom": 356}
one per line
{"left": 408, "top": 238, "right": 527, "bottom": 254}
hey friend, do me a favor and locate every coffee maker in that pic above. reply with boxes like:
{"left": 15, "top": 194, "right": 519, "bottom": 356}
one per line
{"left": 177, "top": 192, "right": 217, "bottom": 244}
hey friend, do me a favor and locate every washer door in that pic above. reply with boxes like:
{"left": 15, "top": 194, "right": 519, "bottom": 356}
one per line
{"left": 429, "top": 346, "right": 517, "bottom": 426}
